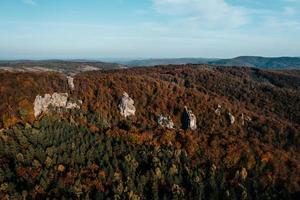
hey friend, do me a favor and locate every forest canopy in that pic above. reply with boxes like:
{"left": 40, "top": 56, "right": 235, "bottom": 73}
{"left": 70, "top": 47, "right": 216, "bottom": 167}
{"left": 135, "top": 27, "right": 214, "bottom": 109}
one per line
{"left": 0, "top": 65, "right": 299, "bottom": 199}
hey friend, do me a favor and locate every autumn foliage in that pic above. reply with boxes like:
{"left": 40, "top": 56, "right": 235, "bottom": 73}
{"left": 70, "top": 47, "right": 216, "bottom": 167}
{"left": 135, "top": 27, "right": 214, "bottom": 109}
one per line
{"left": 0, "top": 65, "right": 299, "bottom": 199}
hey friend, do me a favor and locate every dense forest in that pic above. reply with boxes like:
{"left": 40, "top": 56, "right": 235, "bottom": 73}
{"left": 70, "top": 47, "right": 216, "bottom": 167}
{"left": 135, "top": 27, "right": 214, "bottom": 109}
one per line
{"left": 0, "top": 65, "right": 299, "bottom": 199}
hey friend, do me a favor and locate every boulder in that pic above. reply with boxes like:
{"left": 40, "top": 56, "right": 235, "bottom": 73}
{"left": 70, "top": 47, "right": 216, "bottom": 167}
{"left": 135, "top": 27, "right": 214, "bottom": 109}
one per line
{"left": 215, "top": 104, "right": 222, "bottom": 115}
{"left": 158, "top": 115, "right": 174, "bottom": 129}
{"left": 67, "top": 76, "right": 75, "bottom": 90}
{"left": 228, "top": 112, "right": 235, "bottom": 124}
{"left": 182, "top": 106, "right": 197, "bottom": 130}
{"left": 66, "top": 100, "right": 81, "bottom": 109}
{"left": 241, "top": 113, "right": 245, "bottom": 125}
{"left": 118, "top": 92, "right": 136, "bottom": 118}
{"left": 241, "top": 113, "right": 252, "bottom": 125}
{"left": 245, "top": 115, "right": 252, "bottom": 122}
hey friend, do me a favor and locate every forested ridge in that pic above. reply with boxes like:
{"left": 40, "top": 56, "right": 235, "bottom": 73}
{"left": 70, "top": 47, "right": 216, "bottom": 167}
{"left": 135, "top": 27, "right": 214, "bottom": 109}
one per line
{"left": 0, "top": 65, "right": 299, "bottom": 199}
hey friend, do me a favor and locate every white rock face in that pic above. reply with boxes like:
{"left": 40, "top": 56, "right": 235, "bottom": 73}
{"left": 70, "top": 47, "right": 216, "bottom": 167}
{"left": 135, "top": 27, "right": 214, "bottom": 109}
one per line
{"left": 34, "top": 93, "right": 80, "bottom": 118}
{"left": 215, "top": 104, "right": 222, "bottom": 115}
{"left": 51, "top": 93, "right": 68, "bottom": 107}
{"left": 228, "top": 112, "right": 235, "bottom": 124}
{"left": 34, "top": 94, "right": 52, "bottom": 118}
{"left": 118, "top": 92, "right": 136, "bottom": 118}
{"left": 158, "top": 115, "right": 174, "bottom": 129}
{"left": 245, "top": 116, "right": 252, "bottom": 122}
{"left": 184, "top": 106, "right": 197, "bottom": 130}
{"left": 66, "top": 101, "right": 81, "bottom": 109}
{"left": 241, "top": 113, "right": 245, "bottom": 125}
{"left": 241, "top": 113, "right": 252, "bottom": 125}
{"left": 67, "top": 76, "right": 75, "bottom": 90}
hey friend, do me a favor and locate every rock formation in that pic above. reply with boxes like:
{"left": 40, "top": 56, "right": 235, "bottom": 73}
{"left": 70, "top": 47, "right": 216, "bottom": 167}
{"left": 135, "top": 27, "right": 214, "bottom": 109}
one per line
{"left": 246, "top": 116, "right": 252, "bottom": 122}
{"left": 182, "top": 106, "right": 197, "bottom": 130}
{"left": 241, "top": 113, "right": 252, "bottom": 125}
{"left": 215, "top": 104, "right": 222, "bottom": 115}
{"left": 67, "top": 76, "right": 75, "bottom": 90}
{"left": 158, "top": 115, "right": 174, "bottom": 129}
{"left": 34, "top": 93, "right": 80, "bottom": 118}
{"left": 118, "top": 92, "right": 136, "bottom": 118}
{"left": 66, "top": 101, "right": 81, "bottom": 109}
{"left": 241, "top": 113, "right": 246, "bottom": 125}
{"left": 50, "top": 93, "right": 68, "bottom": 108}
{"left": 34, "top": 94, "right": 53, "bottom": 118}
{"left": 228, "top": 112, "right": 235, "bottom": 124}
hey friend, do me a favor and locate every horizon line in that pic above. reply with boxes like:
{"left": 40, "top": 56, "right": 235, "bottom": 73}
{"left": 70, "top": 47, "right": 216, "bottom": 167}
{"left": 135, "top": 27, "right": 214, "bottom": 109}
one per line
{"left": 0, "top": 55, "right": 300, "bottom": 62}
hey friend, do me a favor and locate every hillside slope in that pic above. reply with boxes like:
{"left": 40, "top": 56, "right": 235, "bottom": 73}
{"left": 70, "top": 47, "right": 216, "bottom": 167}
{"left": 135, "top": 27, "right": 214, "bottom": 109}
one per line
{"left": 0, "top": 65, "right": 299, "bottom": 199}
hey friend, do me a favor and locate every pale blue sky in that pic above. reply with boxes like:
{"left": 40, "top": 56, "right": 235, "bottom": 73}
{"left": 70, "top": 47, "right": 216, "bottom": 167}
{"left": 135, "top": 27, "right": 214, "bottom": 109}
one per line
{"left": 0, "top": 0, "right": 299, "bottom": 59}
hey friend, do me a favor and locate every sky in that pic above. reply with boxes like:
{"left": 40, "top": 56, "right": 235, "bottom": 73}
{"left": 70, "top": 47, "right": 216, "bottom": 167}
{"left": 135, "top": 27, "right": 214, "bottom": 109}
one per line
{"left": 0, "top": 0, "right": 299, "bottom": 59}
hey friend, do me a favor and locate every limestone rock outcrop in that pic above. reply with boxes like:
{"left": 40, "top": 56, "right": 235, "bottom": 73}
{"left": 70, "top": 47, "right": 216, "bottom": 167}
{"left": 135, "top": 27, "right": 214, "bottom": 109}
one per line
{"left": 228, "top": 112, "right": 235, "bottom": 124}
{"left": 34, "top": 93, "right": 80, "bottom": 118}
{"left": 118, "top": 92, "right": 136, "bottom": 118}
{"left": 241, "top": 113, "right": 252, "bottom": 125}
{"left": 245, "top": 116, "right": 252, "bottom": 122}
{"left": 66, "top": 101, "right": 81, "bottom": 109}
{"left": 215, "top": 104, "right": 222, "bottom": 115}
{"left": 34, "top": 94, "right": 52, "bottom": 118}
{"left": 67, "top": 76, "right": 75, "bottom": 90}
{"left": 158, "top": 115, "right": 174, "bottom": 129}
{"left": 182, "top": 106, "right": 197, "bottom": 130}
{"left": 50, "top": 93, "right": 68, "bottom": 108}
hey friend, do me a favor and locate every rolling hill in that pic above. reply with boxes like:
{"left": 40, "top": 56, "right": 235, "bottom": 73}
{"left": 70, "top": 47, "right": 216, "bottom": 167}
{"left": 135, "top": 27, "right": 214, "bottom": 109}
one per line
{"left": 121, "top": 56, "right": 300, "bottom": 69}
{"left": 0, "top": 65, "right": 299, "bottom": 199}
{"left": 209, "top": 56, "right": 300, "bottom": 69}
{"left": 0, "top": 60, "right": 125, "bottom": 74}
{"left": 120, "top": 58, "right": 217, "bottom": 67}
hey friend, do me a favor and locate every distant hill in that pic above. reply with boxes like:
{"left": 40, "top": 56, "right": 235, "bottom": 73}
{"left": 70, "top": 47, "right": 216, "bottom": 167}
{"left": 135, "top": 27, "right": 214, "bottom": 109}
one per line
{"left": 0, "top": 60, "right": 125, "bottom": 74}
{"left": 1, "top": 57, "right": 300, "bottom": 71}
{"left": 121, "top": 58, "right": 218, "bottom": 66}
{"left": 208, "top": 56, "right": 300, "bottom": 69}
{"left": 121, "top": 56, "right": 300, "bottom": 69}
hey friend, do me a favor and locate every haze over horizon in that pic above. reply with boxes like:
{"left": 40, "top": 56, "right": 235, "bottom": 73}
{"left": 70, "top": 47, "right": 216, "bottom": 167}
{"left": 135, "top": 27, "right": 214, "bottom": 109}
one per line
{"left": 0, "top": 0, "right": 299, "bottom": 59}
